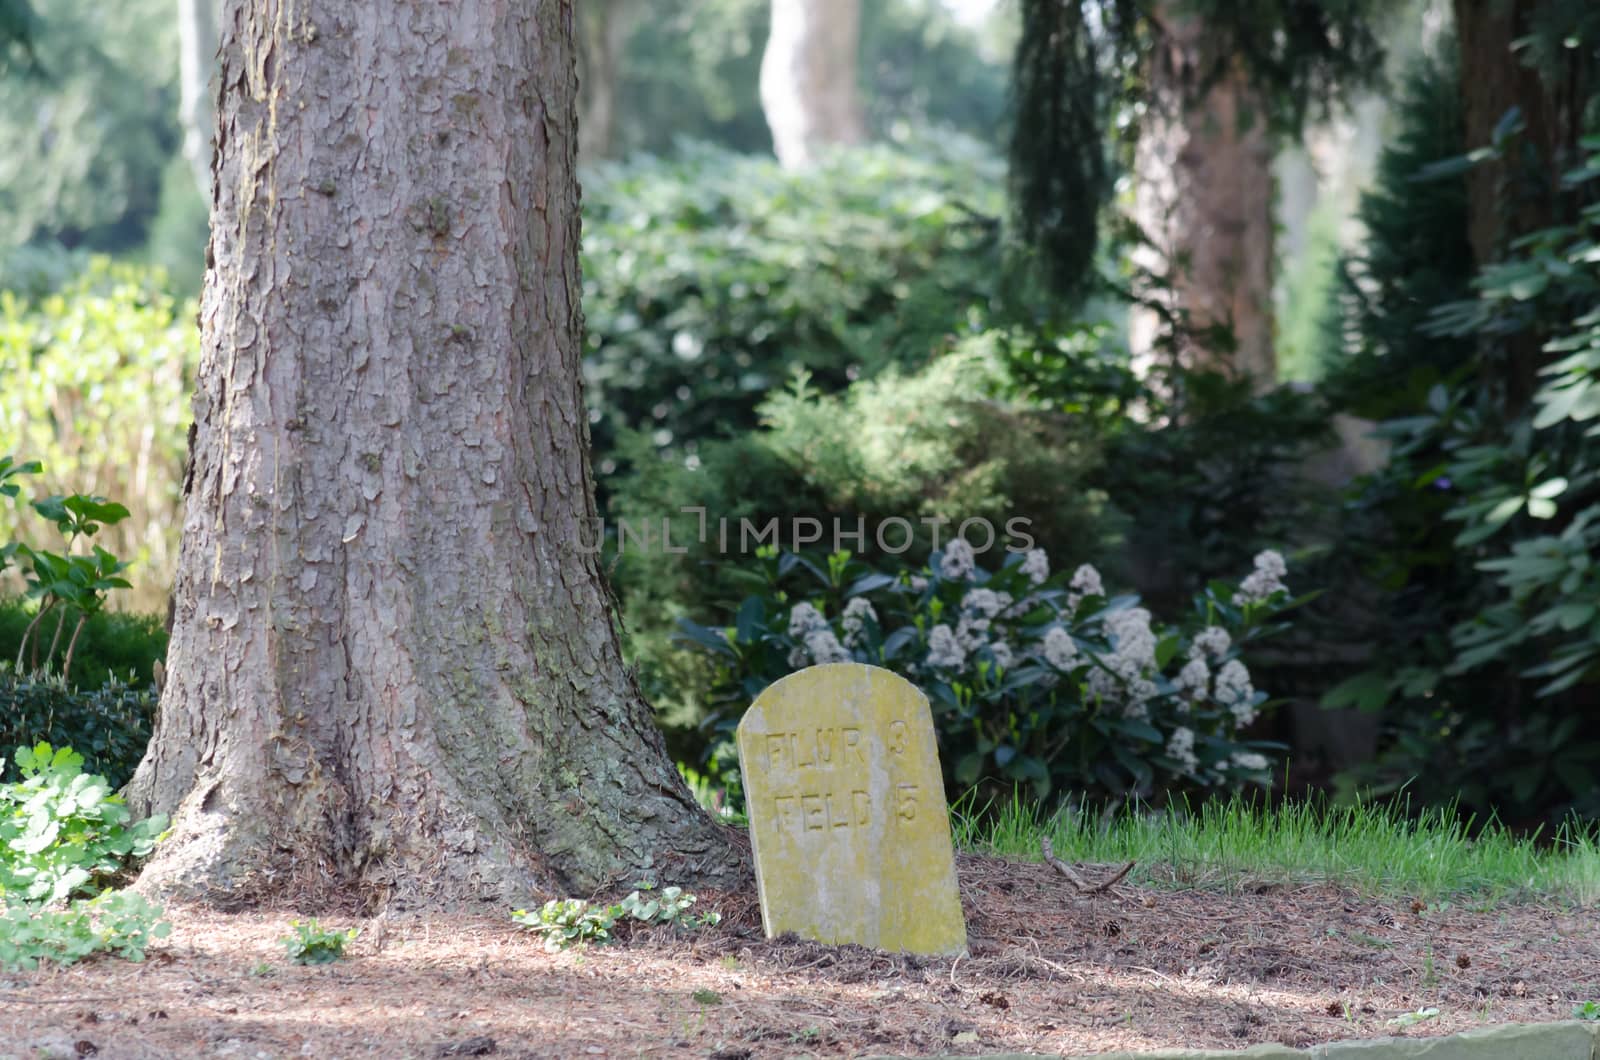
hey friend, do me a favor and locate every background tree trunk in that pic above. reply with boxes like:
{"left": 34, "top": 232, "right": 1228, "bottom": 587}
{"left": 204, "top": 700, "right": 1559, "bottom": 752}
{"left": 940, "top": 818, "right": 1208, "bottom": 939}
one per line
{"left": 1130, "top": 5, "right": 1276, "bottom": 390}
{"left": 176, "top": 0, "right": 220, "bottom": 197}
{"left": 126, "top": 0, "right": 739, "bottom": 909}
{"left": 1451, "top": 0, "right": 1570, "bottom": 409}
{"left": 760, "top": 0, "right": 867, "bottom": 168}
{"left": 577, "top": 0, "right": 633, "bottom": 163}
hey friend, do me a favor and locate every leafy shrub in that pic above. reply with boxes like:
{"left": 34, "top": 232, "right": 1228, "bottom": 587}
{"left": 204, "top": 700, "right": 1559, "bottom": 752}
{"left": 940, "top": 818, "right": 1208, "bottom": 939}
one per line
{"left": 679, "top": 543, "right": 1299, "bottom": 808}
{"left": 0, "top": 743, "right": 165, "bottom": 905}
{"left": 1320, "top": 33, "right": 1600, "bottom": 823}
{"left": 280, "top": 919, "right": 358, "bottom": 965}
{"left": 514, "top": 898, "right": 621, "bottom": 952}
{"left": 0, "top": 260, "right": 198, "bottom": 613}
{"left": 602, "top": 342, "right": 1114, "bottom": 741}
{"left": 0, "top": 742, "right": 170, "bottom": 971}
{"left": 0, "top": 672, "right": 155, "bottom": 789}
{"left": 0, "top": 889, "right": 169, "bottom": 971}
{"left": 512, "top": 885, "right": 718, "bottom": 953}
{"left": 0, "top": 597, "right": 167, "bottom": 690}
{"left": 581, "top": 140, "right": 1015, "bottom": 462}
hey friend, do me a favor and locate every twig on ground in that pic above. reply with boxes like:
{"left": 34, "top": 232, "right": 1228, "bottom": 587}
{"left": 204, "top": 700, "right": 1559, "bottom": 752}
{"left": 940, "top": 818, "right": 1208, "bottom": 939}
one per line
{"left": 1040, "top": 837, "right": 1137, "bottom": 897}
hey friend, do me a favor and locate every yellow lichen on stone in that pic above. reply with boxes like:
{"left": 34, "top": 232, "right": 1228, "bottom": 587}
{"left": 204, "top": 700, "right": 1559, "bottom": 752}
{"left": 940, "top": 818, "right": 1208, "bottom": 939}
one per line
{"left": 736, "top": 663, "right": 967, "bottom": 956}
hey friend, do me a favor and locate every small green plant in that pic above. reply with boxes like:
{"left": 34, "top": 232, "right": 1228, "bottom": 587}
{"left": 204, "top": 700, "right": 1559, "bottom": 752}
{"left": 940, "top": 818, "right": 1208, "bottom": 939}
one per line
{"left": 0, "top": 741, "right": 171, "bottom": 971}
{"left": 512, "top": 898, "right": 622, "bottom": 952}
{"left": 279, "top": 918, "right": 358, "bottom": 964}
{"left": 619, "top": 883, "right": 721, "bottom": 928}
{"left": 1574, "top": 1000, "right": 1600, "bottom": 1021}
{"left": 512, "top": 886, "right": 719, "bottom": 952}
{"left": 0, "top": 742, "right": 168, "bottom": 905}
{"left": 0, "top": 889, "right": 170, "bottom": 970}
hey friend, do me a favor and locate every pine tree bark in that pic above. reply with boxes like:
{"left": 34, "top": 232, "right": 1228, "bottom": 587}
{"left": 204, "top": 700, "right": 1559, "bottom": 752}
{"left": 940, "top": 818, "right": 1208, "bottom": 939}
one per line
{"left": 1130, "top": 5, "right": 1276, "bottom": 390}
{"left": 760, "top": 0, "right": 867, "bottom": 168}
{"left": 126, "top": 0, "right": 740, "bottom": 909}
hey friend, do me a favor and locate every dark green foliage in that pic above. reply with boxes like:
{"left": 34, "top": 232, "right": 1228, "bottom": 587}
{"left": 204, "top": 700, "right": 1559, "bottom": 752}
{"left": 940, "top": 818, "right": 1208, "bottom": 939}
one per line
{"left": 1006, "top": 0, "right": 1135, "bottom": 304}
{"left": 0, "top": 0, "right": 39, "bottom": 77}
{"left": 604, "top": 342, "right": 1114, "bottom": 735}
{"left": 677, "top": 544, "right": 1295, "bottom": 809}
{"left": 0, "top": 673, "right": 155, "bottom": 790}
{"left": 581, "top": 141, "right": 1012, "bottom": 460}
{"left": 1098, "top": 377, "right": 1336, "bottom": 610}
{"left": 0, "top": 598, "right": 166, "bottom": 690}
{"left": 1321, "top": 14, "right": 1600, "bottom": 825}
{"left": 1326, "top": 50, "right": 1477, "bottom": 420}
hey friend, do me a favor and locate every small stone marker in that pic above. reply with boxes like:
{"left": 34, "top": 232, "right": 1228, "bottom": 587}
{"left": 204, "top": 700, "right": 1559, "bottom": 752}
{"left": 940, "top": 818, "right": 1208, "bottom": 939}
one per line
{"left": 736, "top": 662, "right": 967, "bottom": 955}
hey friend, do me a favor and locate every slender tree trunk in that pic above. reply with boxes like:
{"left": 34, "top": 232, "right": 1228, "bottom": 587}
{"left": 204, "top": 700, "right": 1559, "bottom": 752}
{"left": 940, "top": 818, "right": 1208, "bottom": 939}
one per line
{"left": 176, "top": 0, "right": 221, "bottom": 197}
{"left": 1130, "top": 5, "right": 1276, "bottom": 390}
{"left": 126, "top": 0, "right": 740, "bottom": 909}
{"left": 760, "top": 0, "right": 867, "bottom": 168}
{"left": 577, "top": 0, "right": 633, "bottom": 162}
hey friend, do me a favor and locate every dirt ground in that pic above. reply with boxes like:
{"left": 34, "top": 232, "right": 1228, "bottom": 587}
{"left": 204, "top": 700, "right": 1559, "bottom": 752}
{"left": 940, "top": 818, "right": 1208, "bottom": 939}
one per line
{"left": 2, "top": 854, "right": 1596, "bottom": 1059}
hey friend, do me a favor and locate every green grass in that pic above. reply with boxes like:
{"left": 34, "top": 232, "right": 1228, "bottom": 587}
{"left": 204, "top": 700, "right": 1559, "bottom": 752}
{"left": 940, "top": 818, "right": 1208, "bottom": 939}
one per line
{"left": 952, "top": 790, "right": 1600, "bottom": 904}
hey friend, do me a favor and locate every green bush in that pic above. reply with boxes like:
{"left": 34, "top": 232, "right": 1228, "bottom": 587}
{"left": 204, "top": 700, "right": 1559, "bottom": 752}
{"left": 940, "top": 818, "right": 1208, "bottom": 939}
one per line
{"left": 0, "top": 598, "right": 166, "bottom": 691}
{"left": 581, "top": 139, "right": 1015, "bottom": 463}
{"left": 679, "top": 543, "right": 1300, "bottom": 808}
{"left": 0, "top": 260, "right": 198, "bottom": 613}
{"left": 0, "top": 742, "right": 169, "bottom": 971}
{"left": 1319, "top": 26, "right": 1600, "bottom": 824}
{"left": 602, "top": 341, "right": 1115, "bottom": 739}
{"left": 0, "top": 672, "right": 155, "bottom": 789}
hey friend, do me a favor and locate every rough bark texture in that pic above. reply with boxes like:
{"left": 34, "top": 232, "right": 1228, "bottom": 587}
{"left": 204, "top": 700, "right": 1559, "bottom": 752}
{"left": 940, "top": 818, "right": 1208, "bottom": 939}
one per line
{"left": 127, "top": 0, "right": 740, "bottom": 910}
{"left": 177, "top": 0, "right": 221, "bottom": 197}
{"left": 1130, "top": 6, "right": 1276, "bottom": 390}
{"left": 760, "top": 0, "right": 866, "bottom": 169}
{"left": 576, "top": 0, "right": 632, "bottom": 162}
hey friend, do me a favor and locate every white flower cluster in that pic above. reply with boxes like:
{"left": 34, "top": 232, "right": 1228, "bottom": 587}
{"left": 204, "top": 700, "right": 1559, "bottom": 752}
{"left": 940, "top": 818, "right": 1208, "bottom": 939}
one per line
{"left": 840, "top": 597, "right": 877, "bottom": 647}
{"left": 1189, "top": 626, "right": 1231, "bottom": 661}
{"left": 786, "top": 601, "right": 850, "bottom": 665}
{"left": 926, "top": 623, "right": 966, "bottom": 670}
{"left": 1230, "top": 751, "right": 1269, "bottom": 772}
{"left": 1166, "top": 726, "right": 1198, "bottom": 772}
{"left": 1088, "top": 607, "right": 1160, "bottom": 719}
{"left": 788, "top": 602, "right": 826, "bottom": 638}
{"left": 940, "top": 538, "right": 978, "bottom": 581}
{"left": 1019, "top": 548, "right": 1050, "bottom": 587}
{"left": 1065, "top": 563, "right": 1104, "bottom": 612}
{"left": 962, "top": 587, "right": 1013, "bottom": 620}
{"left": 1237, "top": 549, "right": 1289, "bottom": 605}
{"left": 988, "top": 642, "right": 1015, "bottom": 671}
{"left": 1040, "top": 626, "right": 1078, "bottom": 670}
{"left": 1214, "top": 659, "right": 1258, "bottom": 727}
{"left": 804, "top": 629, "right": 851, "bottom": 664}
{"left": 1173, "top": 657, "right": 1209, "bottom": 703}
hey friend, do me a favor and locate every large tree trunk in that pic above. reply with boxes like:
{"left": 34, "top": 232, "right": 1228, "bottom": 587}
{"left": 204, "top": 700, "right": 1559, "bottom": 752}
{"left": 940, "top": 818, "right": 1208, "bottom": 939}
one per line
{"left": 577, "top": 0, "right": 633, "bottom": 162}
{"left": 176, "top": 0, "right": 220, "bottom": 197}
{"left": 126, "top": 0, "right": 740, "bottom": 910}
{"left": 760, "top": 0, "right": 867, "bottom": 168}
{"left": 1129, "top": 6, "right": 1276, "bottom": 390}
